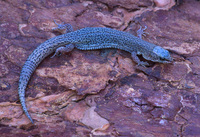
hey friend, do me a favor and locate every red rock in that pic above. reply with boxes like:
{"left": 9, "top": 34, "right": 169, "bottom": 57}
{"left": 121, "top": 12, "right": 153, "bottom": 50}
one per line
{"left": 1, "top": 0, "right": 200, "bottom": 136}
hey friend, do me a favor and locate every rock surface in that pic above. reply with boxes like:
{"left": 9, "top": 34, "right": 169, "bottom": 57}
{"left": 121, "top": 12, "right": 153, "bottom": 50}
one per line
{"left": 0, "top": 0, "right": 200, "bottom": 136}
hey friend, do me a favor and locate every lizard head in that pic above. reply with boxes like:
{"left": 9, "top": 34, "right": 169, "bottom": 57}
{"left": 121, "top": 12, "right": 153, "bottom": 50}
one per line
{"left": 152, "top": 46, "right": 173, "bottom": 63}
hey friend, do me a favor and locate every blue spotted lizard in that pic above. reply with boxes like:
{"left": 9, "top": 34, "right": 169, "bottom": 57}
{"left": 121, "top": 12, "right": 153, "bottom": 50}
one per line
{"left": 18, "top": 22, "right": 172, "bottom": 123}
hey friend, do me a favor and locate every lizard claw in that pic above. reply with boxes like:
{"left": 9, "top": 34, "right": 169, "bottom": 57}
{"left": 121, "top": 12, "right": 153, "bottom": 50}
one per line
{"left": 137, "top": 26, "right": 149, "bottom": 39}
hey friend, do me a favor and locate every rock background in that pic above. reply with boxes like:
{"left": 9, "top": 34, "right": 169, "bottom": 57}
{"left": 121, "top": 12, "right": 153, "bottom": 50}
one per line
{"left": 0, "top": 0, "right": 200, "bottom": 136}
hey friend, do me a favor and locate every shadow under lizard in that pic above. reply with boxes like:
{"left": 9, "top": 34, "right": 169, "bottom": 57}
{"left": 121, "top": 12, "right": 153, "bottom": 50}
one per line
{"left": 18, "top": 23, "right": 173, "bottom": 123}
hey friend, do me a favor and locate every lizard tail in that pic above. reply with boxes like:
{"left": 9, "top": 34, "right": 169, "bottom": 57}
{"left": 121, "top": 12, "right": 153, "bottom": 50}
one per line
{"left": 18, "top": 60, "right": 37, "bottom": 123}
{"left": 18, "top": 34, "right": 71, "bottom": 123}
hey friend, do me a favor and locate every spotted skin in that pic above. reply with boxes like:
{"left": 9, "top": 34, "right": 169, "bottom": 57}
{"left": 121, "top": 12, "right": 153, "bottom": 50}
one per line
{"left": 19, "top": 27, "right": 172, "bottom": 123}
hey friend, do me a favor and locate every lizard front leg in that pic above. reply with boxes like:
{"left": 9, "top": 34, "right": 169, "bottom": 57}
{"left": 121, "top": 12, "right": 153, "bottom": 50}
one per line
{"left": 136, "top": 26, "right": 149, "bottom": 39}
{"left": 133, "top": 26, "right": 150, "bottom": 66}
{"left": 131, "top": 52, "right": 149, "bottom": 66}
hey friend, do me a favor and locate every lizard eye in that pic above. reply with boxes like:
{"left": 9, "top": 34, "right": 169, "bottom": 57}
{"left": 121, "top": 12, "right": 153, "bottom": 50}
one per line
{"left": 159, "top": 57, "right": 166, "bottom": 61}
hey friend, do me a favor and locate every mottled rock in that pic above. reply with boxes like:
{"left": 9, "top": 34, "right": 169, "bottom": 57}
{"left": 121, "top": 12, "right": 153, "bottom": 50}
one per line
{"left": 1, "top": 0, "right": 200, "bottom": 136}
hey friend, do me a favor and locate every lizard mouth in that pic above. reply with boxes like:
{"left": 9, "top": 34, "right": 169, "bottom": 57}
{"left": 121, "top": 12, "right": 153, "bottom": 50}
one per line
{"left": 167, "top": 56, "right": 173, "bottom": 62}
{"left": 159, "top": 56, "right": 173, "bottom": 63}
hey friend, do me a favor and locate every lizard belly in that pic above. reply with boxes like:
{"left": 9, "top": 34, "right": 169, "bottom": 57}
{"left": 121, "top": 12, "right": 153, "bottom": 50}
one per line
{"left": 76, "top": 43, "right": 135, "bottom": 53}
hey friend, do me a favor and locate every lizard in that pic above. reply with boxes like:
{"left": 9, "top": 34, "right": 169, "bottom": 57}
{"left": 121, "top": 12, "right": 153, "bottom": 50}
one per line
{"left": 18, "top": 22, "right": 173, "bottom": 124}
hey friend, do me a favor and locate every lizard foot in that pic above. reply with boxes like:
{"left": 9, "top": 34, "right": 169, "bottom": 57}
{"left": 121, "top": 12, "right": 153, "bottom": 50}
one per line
{"left": 52, "top": 20, "right": 73, "bottom": 34}
{"left": 137, "top": 26, "right": 149, "bottom": 39}
{"left": 137, "top": 61, "right": 149, "bottom": 67}
{"left": 51, "top": 44, "right": 75, "bottom": 58}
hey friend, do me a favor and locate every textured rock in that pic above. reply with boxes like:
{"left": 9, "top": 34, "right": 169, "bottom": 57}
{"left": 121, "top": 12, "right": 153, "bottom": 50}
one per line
{"left": 1, "top": 0, "right": 200, "bottom": 136}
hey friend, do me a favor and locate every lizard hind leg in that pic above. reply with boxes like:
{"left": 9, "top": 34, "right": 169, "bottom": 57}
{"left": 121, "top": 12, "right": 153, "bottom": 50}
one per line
{"left": 52, "top": 20, "right": 74, "bottom": 34}
{"left": 51, "top": 44, "right": 75, "bottom": 58}
{"left": 51, "top": 20, "right": 75, "bottom": 58}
